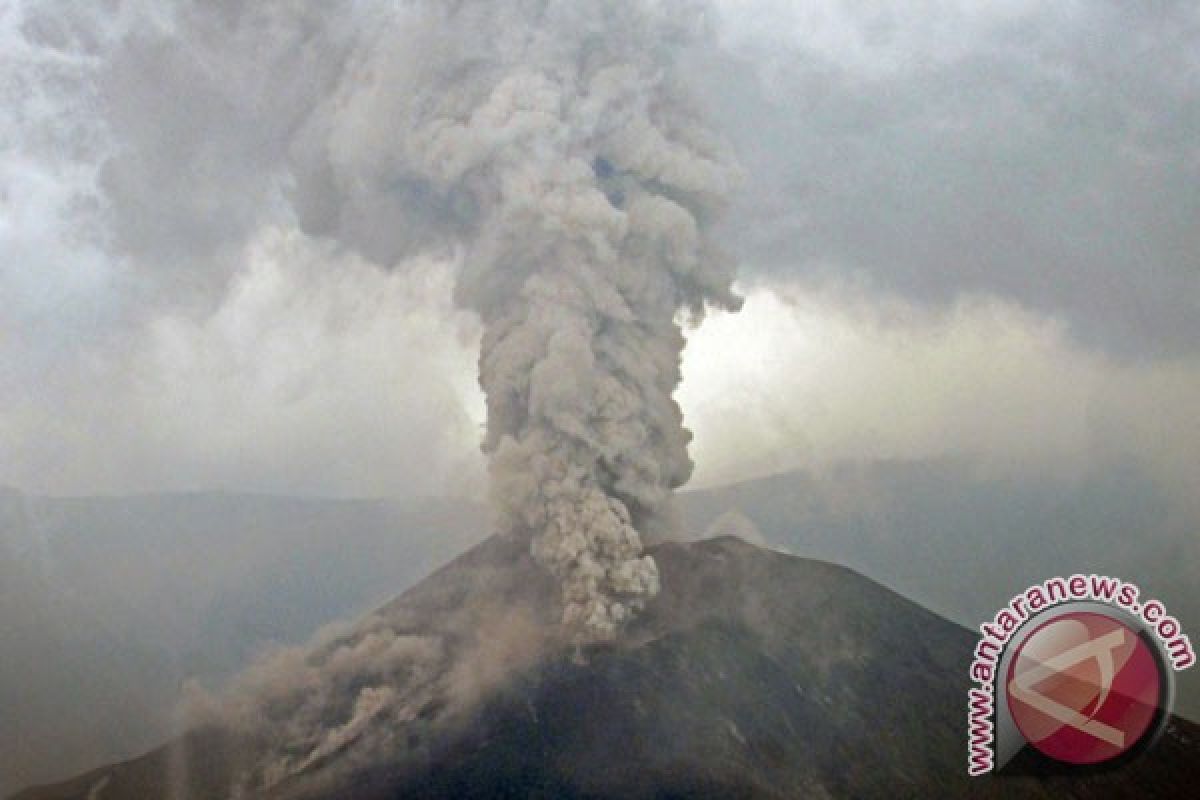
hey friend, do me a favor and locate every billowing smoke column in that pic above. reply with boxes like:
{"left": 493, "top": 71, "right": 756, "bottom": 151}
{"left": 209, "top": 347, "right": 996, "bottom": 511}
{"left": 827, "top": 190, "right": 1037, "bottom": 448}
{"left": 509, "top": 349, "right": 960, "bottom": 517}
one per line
{"left": 298, "top": 0, "right": 740, "bottom": 639}
{"left": 288, "top": 0, "right": 741, "bottom": 640}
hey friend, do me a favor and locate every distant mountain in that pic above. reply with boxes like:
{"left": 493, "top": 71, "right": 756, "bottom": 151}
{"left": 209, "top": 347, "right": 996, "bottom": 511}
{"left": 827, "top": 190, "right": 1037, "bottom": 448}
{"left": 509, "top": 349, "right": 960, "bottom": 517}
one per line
{"left": 13, "top": 536, "right": 1199, "bottom": 799}
{"left": 0, "top": 488, "right": 178, "bottom": 798}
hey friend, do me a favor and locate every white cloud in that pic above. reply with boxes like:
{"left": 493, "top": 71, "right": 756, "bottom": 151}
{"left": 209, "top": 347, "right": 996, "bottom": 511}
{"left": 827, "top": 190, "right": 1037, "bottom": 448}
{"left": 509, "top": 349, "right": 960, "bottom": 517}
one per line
{"left": 1, "top": 228, "right": 485, "bottom": 498}
{"left": 680, "top": 286, "right": 1200, "bottom": 513}
{"left": 711, "top": 0, "right": 1061, "bottom": 77}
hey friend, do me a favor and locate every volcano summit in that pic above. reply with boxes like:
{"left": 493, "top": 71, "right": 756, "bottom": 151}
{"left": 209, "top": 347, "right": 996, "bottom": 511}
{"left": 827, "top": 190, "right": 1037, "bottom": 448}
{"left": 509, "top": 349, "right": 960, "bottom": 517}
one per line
{"left": 14, "top": 534, "right": 1200, "bottom": 800}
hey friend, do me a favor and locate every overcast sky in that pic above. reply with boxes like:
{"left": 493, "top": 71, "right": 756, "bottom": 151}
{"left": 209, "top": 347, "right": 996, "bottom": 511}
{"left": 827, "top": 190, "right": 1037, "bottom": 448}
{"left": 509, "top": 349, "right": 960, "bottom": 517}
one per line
{"left": 1, "top": 0, "right": 1196, "bottom": 511}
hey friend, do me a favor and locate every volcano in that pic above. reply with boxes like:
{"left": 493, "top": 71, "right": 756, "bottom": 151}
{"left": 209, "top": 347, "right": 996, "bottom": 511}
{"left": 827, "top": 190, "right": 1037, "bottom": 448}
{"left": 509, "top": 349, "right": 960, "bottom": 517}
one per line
{"left": 11, "top": 535, "right": 1200, "bottom": 799}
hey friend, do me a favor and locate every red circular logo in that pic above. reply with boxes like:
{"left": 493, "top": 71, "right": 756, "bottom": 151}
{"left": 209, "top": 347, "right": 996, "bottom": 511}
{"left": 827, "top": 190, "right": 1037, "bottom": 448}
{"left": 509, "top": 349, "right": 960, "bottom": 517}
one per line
{"left": 1006, "top": 611, "right": 1163, "bottom": 765}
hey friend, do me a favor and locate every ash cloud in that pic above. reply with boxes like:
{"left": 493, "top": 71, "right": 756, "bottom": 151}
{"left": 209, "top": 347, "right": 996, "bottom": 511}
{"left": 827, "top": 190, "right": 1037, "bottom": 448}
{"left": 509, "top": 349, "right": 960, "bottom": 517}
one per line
{"left": 274, "top": 0, "right": 742, "bottom": 639}
{"left": 59, "top": 0, "right": 742, "bottom": 639}
{"left": 5, "top": 0, "right": 1197, "bottom": 505}
{"left": 180, "top": 536, "right": 559, "bottom": 795}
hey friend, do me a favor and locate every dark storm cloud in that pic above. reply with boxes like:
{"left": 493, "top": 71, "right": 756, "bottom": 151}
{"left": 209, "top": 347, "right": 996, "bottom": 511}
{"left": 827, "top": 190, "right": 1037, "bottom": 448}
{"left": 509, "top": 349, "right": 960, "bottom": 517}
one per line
{"left": 704, "top": 1, "right": 1200, "bottom": 358}
{"left": 15, "top": 1, "right": 1196, "bottom": 357}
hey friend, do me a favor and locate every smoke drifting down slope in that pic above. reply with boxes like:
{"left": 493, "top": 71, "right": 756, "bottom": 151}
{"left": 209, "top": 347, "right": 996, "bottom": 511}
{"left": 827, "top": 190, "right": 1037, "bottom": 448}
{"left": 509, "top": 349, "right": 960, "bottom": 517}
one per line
{"left": 282, "top": 0, "right": 741, "bottom": 639}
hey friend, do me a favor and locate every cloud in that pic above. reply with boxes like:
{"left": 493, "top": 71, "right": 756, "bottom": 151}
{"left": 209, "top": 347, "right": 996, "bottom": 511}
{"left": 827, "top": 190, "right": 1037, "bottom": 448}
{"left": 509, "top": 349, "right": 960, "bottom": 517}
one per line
{"left": 679, "top": 286, "right": 1200, "bottom": 518}
{"left": 1, "top": 0, "right": 1196, "bottom": 503}
{"left": 1, "top": 1, "right": 489, "bottom": 499}
{"left": 703, "top": 0, "right": 1200, "bottom": 358}
{"left": 1, "top": 227, "right": 485, "bottom": 498}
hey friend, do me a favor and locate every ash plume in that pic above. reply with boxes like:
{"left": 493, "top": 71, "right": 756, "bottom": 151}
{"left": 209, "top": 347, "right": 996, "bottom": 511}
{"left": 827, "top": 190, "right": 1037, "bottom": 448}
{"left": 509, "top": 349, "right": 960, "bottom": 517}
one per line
{"left": 282, "top": 0, "right": 742, "bottom": 640}
{"left": 85, "top": 0, "right": 738, "bottom": 643}
{"left": 151, "top": 1, "right": 743, "bottom": 788}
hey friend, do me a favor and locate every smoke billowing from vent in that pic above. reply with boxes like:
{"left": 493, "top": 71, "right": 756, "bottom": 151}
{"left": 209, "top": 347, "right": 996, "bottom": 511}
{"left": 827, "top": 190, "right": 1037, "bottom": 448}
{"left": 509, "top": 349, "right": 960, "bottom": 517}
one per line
{"left": 176, "top": 4, "right": 741, "bottom": 780}
{"left": 75, "top": 0, "right": 737, "bottom": 642}
{"left": 282, "top": 0, "right": 740, "bottom": 639}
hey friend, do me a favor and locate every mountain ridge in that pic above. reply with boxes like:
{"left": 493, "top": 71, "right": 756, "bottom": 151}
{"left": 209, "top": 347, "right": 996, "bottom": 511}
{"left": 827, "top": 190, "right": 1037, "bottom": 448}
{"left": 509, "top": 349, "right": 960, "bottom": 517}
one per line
{"left": 12, "top": 535, "right": 1199, "bottom": 799}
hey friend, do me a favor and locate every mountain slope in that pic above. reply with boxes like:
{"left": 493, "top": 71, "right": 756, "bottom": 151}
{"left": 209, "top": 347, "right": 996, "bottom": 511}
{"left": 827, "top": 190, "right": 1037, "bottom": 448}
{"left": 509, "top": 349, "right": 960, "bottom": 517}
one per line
{"left": 5, "top": 458, "right": 1197, "bottom": 794}
{"left": 682, "top": 460, "right": 1200, "bottom": 721}
{"left": 14, "top": 536, "right": 1199, "bottom": 799}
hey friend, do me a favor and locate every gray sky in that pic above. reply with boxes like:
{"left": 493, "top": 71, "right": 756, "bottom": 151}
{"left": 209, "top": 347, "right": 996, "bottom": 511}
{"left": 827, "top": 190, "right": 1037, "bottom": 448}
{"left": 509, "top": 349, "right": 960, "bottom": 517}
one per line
{"left": 1, "top": 0, "right": 1196, "bottom": 507}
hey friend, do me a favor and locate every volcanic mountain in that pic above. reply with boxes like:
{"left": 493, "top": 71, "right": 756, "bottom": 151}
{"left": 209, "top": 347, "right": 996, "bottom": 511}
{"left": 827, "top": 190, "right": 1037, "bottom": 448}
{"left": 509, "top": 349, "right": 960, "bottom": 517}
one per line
{"left": 12, "top": 535, "right": 1200, "bottom": 799}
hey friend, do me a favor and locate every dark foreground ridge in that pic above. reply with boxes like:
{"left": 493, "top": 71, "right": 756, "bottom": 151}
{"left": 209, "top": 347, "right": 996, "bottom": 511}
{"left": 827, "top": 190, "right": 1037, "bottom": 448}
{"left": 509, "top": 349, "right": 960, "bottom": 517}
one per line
{"left": 13, "top": 535, "right": 1200, "bottom": 799}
